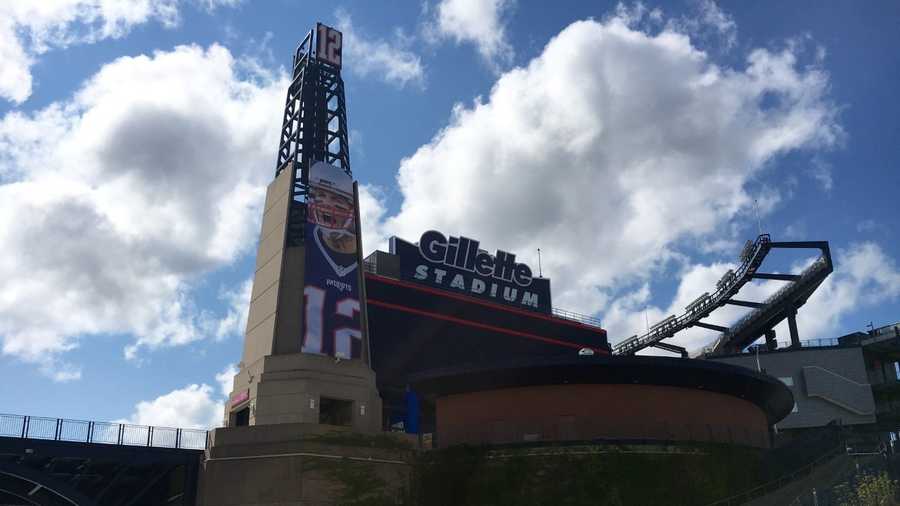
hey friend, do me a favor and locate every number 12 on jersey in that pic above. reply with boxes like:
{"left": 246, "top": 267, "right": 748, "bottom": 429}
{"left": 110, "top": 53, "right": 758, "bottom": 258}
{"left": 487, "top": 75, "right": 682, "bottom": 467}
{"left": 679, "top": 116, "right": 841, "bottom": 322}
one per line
{"left": 302, "top": 286, "right": 361, "bottom": 359}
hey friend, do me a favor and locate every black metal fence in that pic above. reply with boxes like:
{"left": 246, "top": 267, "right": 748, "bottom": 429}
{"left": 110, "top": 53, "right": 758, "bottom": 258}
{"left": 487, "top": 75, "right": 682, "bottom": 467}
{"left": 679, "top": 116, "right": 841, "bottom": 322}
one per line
{"left": 0, "top": 413, "right": 208, "bottom": 450}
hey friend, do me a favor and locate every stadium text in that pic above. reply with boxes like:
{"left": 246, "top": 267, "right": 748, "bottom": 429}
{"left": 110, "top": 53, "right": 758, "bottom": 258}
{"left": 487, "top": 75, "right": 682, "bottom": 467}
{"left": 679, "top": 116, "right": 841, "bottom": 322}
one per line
{"left": 418, "top": 230, "right": 534, "bottom": 287}
{"left": 413, "top": 264, "right": 540, "bottom": 308}
{"left": 390, "top": 230, "right": 552, "bottom": 313}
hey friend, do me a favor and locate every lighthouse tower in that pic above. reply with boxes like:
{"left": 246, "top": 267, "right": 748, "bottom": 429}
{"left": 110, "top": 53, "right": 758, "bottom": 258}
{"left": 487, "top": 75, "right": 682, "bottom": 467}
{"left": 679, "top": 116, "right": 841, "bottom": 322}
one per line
{"left": 222, "top": 23, "right": 381, "bottom": 433}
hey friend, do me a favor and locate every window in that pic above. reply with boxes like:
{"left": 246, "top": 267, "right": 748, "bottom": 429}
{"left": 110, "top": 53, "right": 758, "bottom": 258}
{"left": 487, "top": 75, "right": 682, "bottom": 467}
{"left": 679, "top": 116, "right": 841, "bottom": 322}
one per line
{"left": 319, "top": 397, "right": 353, "bottom": 426}
{"left": 234, "top": 407, "right": 250, "bottom": 426}
{"left": 779, "top": 376, "right": 794, "bottom": 387}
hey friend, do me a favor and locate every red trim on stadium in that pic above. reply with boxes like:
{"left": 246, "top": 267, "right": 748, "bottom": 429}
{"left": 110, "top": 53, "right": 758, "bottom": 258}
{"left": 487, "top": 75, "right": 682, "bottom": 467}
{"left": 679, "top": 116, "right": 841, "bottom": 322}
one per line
{"left": 366, "top": 298, "right": 609, "bottom": 354}
{"left": 364, "top": 272, "right": 606, "bottom": 334}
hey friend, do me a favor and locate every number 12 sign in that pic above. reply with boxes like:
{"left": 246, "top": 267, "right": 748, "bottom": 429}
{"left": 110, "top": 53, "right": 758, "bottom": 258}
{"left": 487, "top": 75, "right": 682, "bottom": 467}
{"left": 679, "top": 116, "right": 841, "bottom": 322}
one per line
{"left": 316, "top": 23, "right": 342, "bottom": 69}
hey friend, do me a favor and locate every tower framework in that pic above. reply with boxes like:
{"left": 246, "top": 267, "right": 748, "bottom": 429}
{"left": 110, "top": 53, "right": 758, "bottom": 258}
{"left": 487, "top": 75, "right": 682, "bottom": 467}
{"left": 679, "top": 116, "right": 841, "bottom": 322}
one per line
{"left": 276, "top": 24, "right": 351, "bottom": 246}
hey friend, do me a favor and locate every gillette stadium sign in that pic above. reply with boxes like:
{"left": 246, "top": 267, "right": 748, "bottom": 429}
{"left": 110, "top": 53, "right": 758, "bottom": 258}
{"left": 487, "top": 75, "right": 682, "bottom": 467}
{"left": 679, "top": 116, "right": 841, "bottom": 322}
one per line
{"left": 390, "top": 230, "right": 552, "bottom": 313}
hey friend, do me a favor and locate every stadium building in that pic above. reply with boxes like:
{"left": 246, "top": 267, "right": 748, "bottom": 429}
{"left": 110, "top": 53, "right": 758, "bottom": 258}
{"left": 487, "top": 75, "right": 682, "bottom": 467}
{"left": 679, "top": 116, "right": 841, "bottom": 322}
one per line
{"left": 4, "top": 22, "right": 898, "bottom": 506}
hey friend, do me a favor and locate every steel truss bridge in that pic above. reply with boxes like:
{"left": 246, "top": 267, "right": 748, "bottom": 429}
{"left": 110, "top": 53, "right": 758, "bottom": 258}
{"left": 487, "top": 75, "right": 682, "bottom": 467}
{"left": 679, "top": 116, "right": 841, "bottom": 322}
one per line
{"left": 613, "top": 234, "right": 833, "bottom": 357}
{"left": 0, "top": 414, "right": 205, "bottom": 506}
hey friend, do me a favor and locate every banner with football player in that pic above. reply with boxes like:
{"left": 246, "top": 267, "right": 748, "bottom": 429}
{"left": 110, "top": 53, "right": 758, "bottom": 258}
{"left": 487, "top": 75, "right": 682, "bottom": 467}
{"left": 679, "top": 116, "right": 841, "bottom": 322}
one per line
{"left": 301, "top": 161, "right": 362, "bottom": 359}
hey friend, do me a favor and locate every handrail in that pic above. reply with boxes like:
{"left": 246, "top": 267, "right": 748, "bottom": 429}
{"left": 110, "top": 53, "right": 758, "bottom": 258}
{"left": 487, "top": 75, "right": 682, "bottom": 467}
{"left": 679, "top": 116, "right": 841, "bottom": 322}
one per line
{"left": 803, "top": 366, "right": 870, "bottom": 388}
{"left": 705, "top": 442, "right": 846, "bottom": 506}
{"left": 614, "top": 234, "right": 772, "bottom": 355}
{"left": 0, "top": 413, "right": 209, "bottom": 450}
{"left": 718, "top": 257, "right": 829, "bottom": 348}
{"left": 744, "top": 338, "right": 843, "bottom": 355}
{"left": 550, "top": 307, "right": 603, "bottom": 328}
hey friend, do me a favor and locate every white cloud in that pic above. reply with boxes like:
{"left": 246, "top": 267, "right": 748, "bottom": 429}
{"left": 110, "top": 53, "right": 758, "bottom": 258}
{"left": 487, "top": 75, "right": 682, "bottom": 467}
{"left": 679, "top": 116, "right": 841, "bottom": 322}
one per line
{"left": 47, "top": 362, "right": 84, "bottom": 383}
{"left": 215, "top": 279, "right": 252, "bottom": 340}
{"left": 0, "top": 19, "right": 35, "bottom": 104}
{"left": 856, "top": 219, "right": 886, "bottom": 234}
{"left": 785, "top": 242, "right": 900, "bottom": 340}
{"left": 336, "top": 10, "right": 425, "bottom": 88}
{"left": 783, "top": 221, "right": 807, "bottom": 239}
{"left": 375, "top": 11, "right": 841, "bottom": 318}
{"left": 426, "top": 0, "right": 515, "bottom": 68}
{"left": 215, "top": 363, "right": 238, "bottom": 397}
{"left": 120, "top": 362, "right": 237, "bottom": 428}
{"left": 669, "top": 0, "right": 738, "bottom": 50}
{"left": 358, "top": 184, "right": 391, "bottom": 254}
{"left": 857, "top": 220, "right": 876, "bottom": 233}
{"left": 196, "top": 0, "right": 243, "bottom": 11}
{"left": 0, "top": 0, "right": 240, "bottom": 104}
{"left": 0, "top": 44, "right": 286, "bottom": 375}
{"left": 121, "top": 383, "right": 223, "bottom": 429}
{"left": 809, "top": 156, "right": 834, "bottom": 191}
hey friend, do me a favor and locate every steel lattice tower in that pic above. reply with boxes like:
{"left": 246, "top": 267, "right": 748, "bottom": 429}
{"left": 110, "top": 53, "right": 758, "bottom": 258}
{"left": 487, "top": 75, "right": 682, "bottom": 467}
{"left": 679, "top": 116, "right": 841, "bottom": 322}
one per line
{"left": 276, "top": 25, "right": 350, "bottom": 245}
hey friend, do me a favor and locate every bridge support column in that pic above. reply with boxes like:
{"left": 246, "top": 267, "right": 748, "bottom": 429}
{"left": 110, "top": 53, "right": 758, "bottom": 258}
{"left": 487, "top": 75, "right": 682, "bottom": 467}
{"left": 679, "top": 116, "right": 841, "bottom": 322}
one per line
{"left": 765, "top": 330, "right": 777, "bottom": 351}
{"left": 787, "top": 309, "right": 800, "bottom": 348}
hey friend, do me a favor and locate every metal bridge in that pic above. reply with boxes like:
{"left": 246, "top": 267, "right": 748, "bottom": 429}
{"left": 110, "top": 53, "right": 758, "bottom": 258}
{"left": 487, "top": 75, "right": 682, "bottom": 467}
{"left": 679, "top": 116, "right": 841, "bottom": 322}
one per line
{"left": 613, "top": 235, "right": 833, "bottom": 357}
{"left": 0, "top": 414, "right": 206, "bottom": 506}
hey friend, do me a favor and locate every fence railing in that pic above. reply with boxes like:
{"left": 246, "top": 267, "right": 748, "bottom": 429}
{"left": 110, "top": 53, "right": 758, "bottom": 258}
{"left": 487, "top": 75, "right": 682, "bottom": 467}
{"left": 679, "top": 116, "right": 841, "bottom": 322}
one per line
{"left": 0, "top": 414, "right": 208, "bottom": 450}
{"left": 550, "top": 307, "right": 603, "bottom": 328}
{"left": 768, "top": 338, "right": 842, "bottom": 349}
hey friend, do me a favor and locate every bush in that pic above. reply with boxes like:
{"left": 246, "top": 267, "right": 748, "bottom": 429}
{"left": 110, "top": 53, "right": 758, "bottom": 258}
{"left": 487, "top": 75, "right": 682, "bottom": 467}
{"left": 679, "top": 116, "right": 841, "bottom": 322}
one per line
{"left": 837, "top": 472, "right": 898, "bottom": 506}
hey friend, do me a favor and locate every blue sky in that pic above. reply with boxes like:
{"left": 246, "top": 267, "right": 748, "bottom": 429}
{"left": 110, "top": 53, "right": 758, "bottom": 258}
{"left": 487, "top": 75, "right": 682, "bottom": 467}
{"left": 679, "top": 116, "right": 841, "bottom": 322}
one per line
{"left": 0, "top": 0, "right": 898, "bottom": 428}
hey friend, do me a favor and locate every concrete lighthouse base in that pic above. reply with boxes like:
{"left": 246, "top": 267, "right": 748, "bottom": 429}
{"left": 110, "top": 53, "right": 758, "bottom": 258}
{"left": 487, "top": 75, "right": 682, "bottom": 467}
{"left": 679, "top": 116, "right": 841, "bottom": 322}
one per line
{"left": 198, "top": 424, "right": 412, "bottom": 506}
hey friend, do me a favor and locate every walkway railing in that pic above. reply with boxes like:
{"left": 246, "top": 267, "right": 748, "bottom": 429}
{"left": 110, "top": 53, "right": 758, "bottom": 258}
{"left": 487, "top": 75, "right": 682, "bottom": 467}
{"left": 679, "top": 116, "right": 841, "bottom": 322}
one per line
{"left": 615, "top": 233, "right": 773, "bottom": 355}
{"left": 0, "top": 413, "right": 208, "bottom": 450}
{"left": 746, "top": 338, "right": 842, "bottom": 352}
{"left": 550, "top": 307, "right": 603, "bottom": 328}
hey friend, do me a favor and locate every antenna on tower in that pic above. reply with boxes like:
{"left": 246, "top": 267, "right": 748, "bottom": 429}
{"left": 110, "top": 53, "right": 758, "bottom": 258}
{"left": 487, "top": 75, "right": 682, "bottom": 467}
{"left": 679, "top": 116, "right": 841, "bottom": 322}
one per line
{"left": 273, "top": 23, "right": 350, "bottom": 246}
{"left": 754, "top": 198, "right": 763, "bottom": 236}
{"left": 537, "top": 248, "right": 543, "bottom": 278}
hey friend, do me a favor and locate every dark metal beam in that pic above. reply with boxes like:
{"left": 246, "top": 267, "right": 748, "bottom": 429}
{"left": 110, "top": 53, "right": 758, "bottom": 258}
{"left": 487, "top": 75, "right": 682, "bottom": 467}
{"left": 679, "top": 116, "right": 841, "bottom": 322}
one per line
{"left": 725, "top": 299, "right": 765, "bottom": 309}
{"left": 787, "top": 309, "right": 801, "bottom": 348}
{"left": 0, "top": 437, "right": 202, "bottom": 466}
{"left": 769, "top": 241, "right": 830, "bottom": 250}
{"left": 693, "top": 321, "right": 730, "bottom": 332}
{"left": 0, "top": 489, "right": 38, "bottom": 506}
{"left": 94, "top": 464, "right": 129, "bottom": 502}
{"left": 765, "top": 329, "right": 777, "bottom": 351}
{"left": 751, "top": 273, "right": 801, "bottom": 281}
{"left": 650, "top": 342, "right": 688, "bottom": 358}
{"left": 122, "top": 466, "right": 170, "bottom": 506}
{"left": 0, "top": 462, "right": 97, "bottom": 506}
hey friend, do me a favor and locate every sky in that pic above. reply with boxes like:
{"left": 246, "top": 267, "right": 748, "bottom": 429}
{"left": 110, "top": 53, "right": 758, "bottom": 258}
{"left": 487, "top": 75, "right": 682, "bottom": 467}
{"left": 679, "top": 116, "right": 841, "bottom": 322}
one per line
{"left": 0, "top": 0, "right": 898, "bottom": 429}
